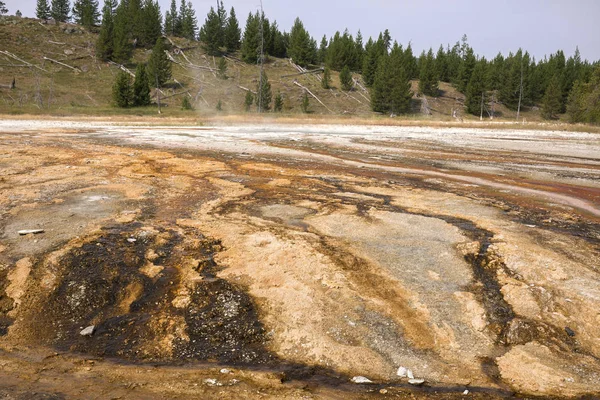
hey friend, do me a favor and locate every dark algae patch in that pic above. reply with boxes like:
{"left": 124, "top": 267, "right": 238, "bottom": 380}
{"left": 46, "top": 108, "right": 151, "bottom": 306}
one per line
{"left": 15, "top": 223, "right": 273, "bottom": 365}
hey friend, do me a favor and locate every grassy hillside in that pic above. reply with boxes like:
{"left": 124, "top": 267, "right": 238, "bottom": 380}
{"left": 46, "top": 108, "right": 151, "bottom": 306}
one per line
{"left": 0, "top": 16, "right": 545, "bottom": 122}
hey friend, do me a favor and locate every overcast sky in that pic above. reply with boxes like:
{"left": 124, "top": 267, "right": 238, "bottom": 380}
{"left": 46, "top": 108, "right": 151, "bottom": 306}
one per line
{"left": 5, "top": 0, "right": 600, "bottom": 62}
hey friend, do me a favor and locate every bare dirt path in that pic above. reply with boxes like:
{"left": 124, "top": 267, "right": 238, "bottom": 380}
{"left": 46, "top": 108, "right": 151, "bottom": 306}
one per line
{"left": 0, "top": 120, "right": 599, "bottom": 399}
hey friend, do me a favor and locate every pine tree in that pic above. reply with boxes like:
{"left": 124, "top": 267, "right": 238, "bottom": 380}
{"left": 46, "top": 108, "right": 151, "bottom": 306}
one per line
{"left": 435, "top": 45, "right": 448, "bottom": 82}
{"left": 164, "top": 0, "right": 177, "bottom": 36}
{"left": 179, "top": 0, "right": 197, "bottom": 40}
{"left": 403, "top": 43, "right": 418, "bottom": 79}
{"left": 542, "top": 74, "right": 562, "bottom": 119}
{"left": 182, "top": 96, "right": 193, "bottom": 110}
{"left": 256, "top": 70, "right": 272, "bottom": 112}
{"left": 0, "top": 1, "right": 7, "bottom": 14}
{"left": 96, "top": 0, "right": 115, "bottom": 60}
{"left": 465, "top": 61, "right": 487, "bottom": 115}
{"left": 371, "top": 54, "right": 412, "bottom": 114}
{"left": 585, "top": 68, "right": 600, "bottom": 123}
{"left": 288, "top": 17, "right": 314, "bottom": 67}
{"left": 224, "top": 7, "right": 241, "bottom": 52}
{"left": 147, "top": 37, "right": 172, "bottom": 87}
{"left": 51, "top": 0, "right": 71, "bottom": 22}
{"left": 270, "top": 22, "right": 287, "bottom": 58}
{"left": 72, "top": 0, "right": 100, "bottom": 29}
{"left": 355, "top": 30, "right": 364, "bottom": 70}
{"left": 321, "top": 67, "right": 331, "bottom": 89}
{"left": 127, "top": 0, "right": 144, "bottom": 44}
{"left": 317, "top": 35, "right": 327, "bottom": 64}
{"left": 112, "top": 70, "right": 133, "bottom": 107}
{"left": 274, "top": 93, "right": 283, "bottom": 112}
{"left": 112, "top": 1, "right": 131, "bottom": 63}
{"left": 301, "top": 92, "right": 310, "bottom": 113}
{"left": 133, "top": 63, "right": 151, "bottom": 106}
{"left": 217, "top": 57, "right": 227, "bottom": 79}
{"left": 339, "top": 65, "right": 353, "bottom": 91}
{"left": 500, "top": 50, "right": 526, "bottom": 110}
{"left": 456, "top": 46, "right": 476, "bottom": 93}
{"left": 199, "top": 6, "right": 222, "bottom": 55}
{"left": 418, "top": 48, "right": 439, "bottom": 97}
{"left": 241, "top": 12, "right": 260, "bottom": 63}
{"left": 244, "top": 91, "right": 253, "bottom": 111}
{"left": 36, "top": 0, "right": 51, "bottom": 20}
{"left": 139, "top": 0, "right": 162, "bottom": 48}
{"left": 216, "top": 0, "right": 226, "bottom": 47}
{"left": 567, "top": 80, "right": 587, "bottom": 123}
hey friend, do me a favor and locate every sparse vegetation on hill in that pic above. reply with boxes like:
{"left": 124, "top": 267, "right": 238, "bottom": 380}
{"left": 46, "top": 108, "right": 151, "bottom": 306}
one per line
{"left": 1, "top": 0, "right": 599, "bottom": 125}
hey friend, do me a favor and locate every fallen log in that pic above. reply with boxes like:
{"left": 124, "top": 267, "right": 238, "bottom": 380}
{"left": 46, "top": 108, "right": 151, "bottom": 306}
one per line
{"left": 281, "top": 68, "right": 324, "bottom": 78}
{"left": 43, "top": 56, "right": 81, "bottom": 72}
{"left": 107, "top": 61, "right": 135, "bottom": 77}
{"left": 293, "top": 80, "right": 333, "bottom": 113}
{"left": 0, "top": 51, "right": 48, "bottom": 72}
{"left": 158, "top": 89, "right": 191, "bottom": 101}
{"left": 238, "top": 85, "right": 257, "bottom": 95}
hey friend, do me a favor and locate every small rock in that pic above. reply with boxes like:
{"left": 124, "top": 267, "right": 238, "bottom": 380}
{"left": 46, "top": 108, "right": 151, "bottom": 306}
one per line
{"left": 127, "top": 238, "right": 137, "bottom": 243}
{"left": 220, "top": 368, "right": 231, "bottom": 374}
{"left": 565, "top": 327, "right": 576, "bottom": 337}
{"left": 379, "top": 388, "right": 388, "bottom": 394}
{"left": 408, "top": 378, "right": 425, "bottom": 386}
{"left": 351, "top": 376, "right": 373, "bottom": 384}
{"left": 18, "top": 229, "right": 44, "bottom": 235}
{"left": 397, "top": 366, "right": 407, "bottom": 377}
{"left": 463, "top": 389, "right": 469, "bottom": 395}
{"left": 80, "top": 325, "right": 95, "bottom": 336}
{"left": 407, "top": 369, "right": 414, "bottom": 379}
{"left": 203, "top": 378, "right": 219, "bottom": 386}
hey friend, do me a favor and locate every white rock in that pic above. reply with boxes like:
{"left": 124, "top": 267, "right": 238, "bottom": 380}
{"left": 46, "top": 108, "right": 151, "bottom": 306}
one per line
{"left": 203, "top": 378, "right": 218, "bottom": 386}
{"left": 397, "top": 366, "right": 407, "bottom": 377}
{"left": 463, "top": 389, "right": 469, "bottom": 395}
{"left": 80, "top": 325, "right": 95, "bottom": 336}
{"left": 220, "top": 368, "right": 231, "bottom": 374}
{"left": 127, "top": 238, "right": 137, "bottom": 243}
{"left": 408, "top": 378, "right": 425, "bottom": 386}
{"left": 407, "top": 369, "right": 414, "bottom": 379}
{"left": 351, "top": 376, "right": 373, "bottom": 384}
{"left": 18, "top": 229, "right": 44, "bottom": 235}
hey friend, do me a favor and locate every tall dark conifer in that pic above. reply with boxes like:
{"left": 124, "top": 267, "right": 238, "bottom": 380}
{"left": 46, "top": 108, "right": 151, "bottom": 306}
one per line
{"left": 96, "top": 0, "right": 116, "bottom": 60}
{"left": 51, "top": 0, "right": 71, "bottom": 22}
{"left": 72, "top": 0, "right": 100, "bottom": 29}
{"left": 241, "top": 11, "right": 259, "bottom": 63}
{"left": 542, "top": 74, "right": 562, "bottom": 119}
{"left": 133, "top": 63, "right": 151, "bottom": 106}
{"left": 418, "top": 48, "right": 439, "bottom": 97}
{"left": 465, "top": 60, "right": 488, "bottom": 115}
{"left": 36, "top": 0, "right": 51, "bottom": 20}
{"left": 112, "top": 1, "right": 131, "bottom": 63}
{"left": 179, "top": 0, "right": 197, "bottom": 40}
{"left": 147, "top": 37, "right": 172, "bottom": 87}
{"left": 199, "top": 6, "right": 222, "bottom": 55}
{"left": 140, "top": 0, "right": 162, "bottom": 48}
{"left": 224, "top": 7, "right": 241, "bottom": 52}
{"left": 164, "top": 0, "right": 177, "bottom": 36}
{"left": 288, "top": 17, "right": 314, "bottom": 67}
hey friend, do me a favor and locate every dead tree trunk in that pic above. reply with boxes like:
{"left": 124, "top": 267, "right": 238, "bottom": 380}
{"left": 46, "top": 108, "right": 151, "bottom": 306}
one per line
{"left": 293, "top": 80, "right": 333, "bottom": 113}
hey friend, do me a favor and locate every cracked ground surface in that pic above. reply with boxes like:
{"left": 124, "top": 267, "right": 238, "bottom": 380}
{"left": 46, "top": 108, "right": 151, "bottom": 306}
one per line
{"left": 0, "top": 120, "right": 599, "bottom": 399}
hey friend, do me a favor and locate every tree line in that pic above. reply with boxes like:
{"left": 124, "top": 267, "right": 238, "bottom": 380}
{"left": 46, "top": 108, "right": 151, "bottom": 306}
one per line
{"left": 29, "top": 0, "right": 600, "bottom": 121}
